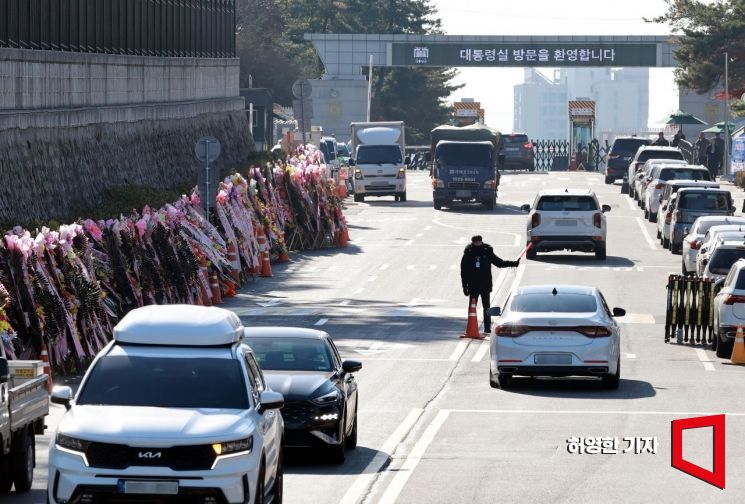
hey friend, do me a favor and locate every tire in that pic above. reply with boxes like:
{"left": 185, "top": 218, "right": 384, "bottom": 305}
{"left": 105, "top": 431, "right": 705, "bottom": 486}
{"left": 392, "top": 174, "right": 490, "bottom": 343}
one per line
{"left": 526, "top": 247, "right": 537, "bottom": 260}
{"left": 663, "top": 237, "right": 670, "bottom": 249}
{"left": 0, "top": 453, "right": 11, "bottom": 493}
{"left": 399, "top": 192, "right": 407, "bottom": 202}
{"left": 255, "top": 462, "right": 266, "bottom": 504}
{"left": 434, "top": 200, "right": 442, "bottom": 210}
{"left": 11, "top": 432, "right": 34, "bottom": 493}
{"left": 489, "top": 368, "right": 499, "bottom": 388}
{"left": 649, "top": 212, "right": 657, "bottom": 223}
{"left": 602, "top": 358, "right": 621, "bottom": 390}
{"left": 656, "top": 229, "right": 661, "bottom": 239}
{"left": 716, "top": 332, "right": 734, "bottom": 358}
{"left": 347, "top": 412, "right": 358, "bottom": 450}
{"left": 682, "top": 262, "right": 689, "bottom": 276}
{"left": 270, "top": 450, "right": 283, "bottom": 504}
{"left": 329, "top": 416, "right": 347, "bottom": 464}
{"left": 354, "top": 194, "right": 364, "bottom": 203}
{"left": 484, "top": 200, "right": 494, "bottom": 211}
{"left": 605, "top": 176, "right": 613, "bottom": 184}
{"left": 672, "top": 243, "right": 682, "bottom": 255}
{"left": 643, "top": 208, "right": 649, "bottom": 219}
{"left": 595, "top": 243, "right": 607, "bottom": 260}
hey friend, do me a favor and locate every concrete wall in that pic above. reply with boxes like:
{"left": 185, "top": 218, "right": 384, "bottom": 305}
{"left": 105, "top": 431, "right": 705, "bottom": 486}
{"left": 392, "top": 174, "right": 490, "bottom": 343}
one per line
{"left": 0, "top": 49, "right": 240, "bottom": 111}
{"left": 0, "top": 48, "right": 252, "bottom": 225}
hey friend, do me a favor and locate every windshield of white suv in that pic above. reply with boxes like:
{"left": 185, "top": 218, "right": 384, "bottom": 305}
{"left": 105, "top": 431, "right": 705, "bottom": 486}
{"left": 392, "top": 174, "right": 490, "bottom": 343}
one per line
{"left": 246, "top": 337, "right": 334, "bottom": 372}
{"left": 659, "top": 168, "right": 711, "bottom": 181}
{"left": 76, "top": 355, "right": 249, "bottom": 409}
{"left": 710, "top": 248, "right": 745, "bottom": 275}
{"left": 510, "top": 293, "right": 598, "bottom": 313}
{"left": 536, "top": 195, "right": 598, "bottom": 211}
{"left": 638, "top": 151, "right": 684, "bottom": 162}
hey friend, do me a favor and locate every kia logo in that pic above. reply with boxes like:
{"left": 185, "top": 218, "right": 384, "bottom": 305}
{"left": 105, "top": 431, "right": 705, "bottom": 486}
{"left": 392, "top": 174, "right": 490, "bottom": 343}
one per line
{"left": 138, "top": 451, "right": 162, "bottom": 459}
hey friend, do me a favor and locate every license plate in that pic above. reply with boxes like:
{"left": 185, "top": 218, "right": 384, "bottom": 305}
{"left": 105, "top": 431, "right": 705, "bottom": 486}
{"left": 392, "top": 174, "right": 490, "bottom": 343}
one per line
{"left": 456, "top": 190, "right": 472, "bottom": 198}
{"left": 555, "top": 219, "right": 578, "bottom": 227}
{"left": 118, "top": 480, "right": 179, "bottom": 495}
{"left": 534, "top": 354, "right": 572, "bottom": 365}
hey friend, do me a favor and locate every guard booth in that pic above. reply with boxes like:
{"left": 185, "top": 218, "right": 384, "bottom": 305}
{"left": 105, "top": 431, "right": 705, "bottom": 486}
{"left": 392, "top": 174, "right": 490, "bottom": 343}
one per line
{"left": 568, "top": 100, "right": 596, "bottom": 170}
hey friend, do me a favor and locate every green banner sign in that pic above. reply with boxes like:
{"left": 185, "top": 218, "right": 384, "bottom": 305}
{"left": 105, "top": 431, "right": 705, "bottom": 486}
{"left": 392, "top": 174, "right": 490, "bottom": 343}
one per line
{"left": 391, "top": 42, "right": 657, "bottom": 67}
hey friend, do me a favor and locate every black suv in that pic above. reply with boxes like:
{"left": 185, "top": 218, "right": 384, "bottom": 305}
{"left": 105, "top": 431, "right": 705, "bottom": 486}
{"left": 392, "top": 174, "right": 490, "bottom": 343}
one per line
{"left": 605, "top": 137, "right": 651, "bottom": 184}
{"left": 502, "top": 133, "right": 535, "bottom": 171}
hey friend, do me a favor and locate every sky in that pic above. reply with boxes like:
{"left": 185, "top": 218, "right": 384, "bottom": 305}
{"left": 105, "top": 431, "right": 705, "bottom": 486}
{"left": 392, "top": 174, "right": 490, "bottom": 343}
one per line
{"left": 429, "top": 0, "right": 680, "bottom": 131}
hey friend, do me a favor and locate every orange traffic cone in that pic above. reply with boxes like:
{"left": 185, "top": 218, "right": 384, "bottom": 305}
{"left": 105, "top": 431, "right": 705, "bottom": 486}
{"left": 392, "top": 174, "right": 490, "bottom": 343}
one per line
{"left": 731, "top": 325, "right": 745, "bottom": 364}
{"left": 336, "top": 229, "right": 348, "bottom": 248}
{"left": 461, "top": 296, "right": 483, "bottom": 339}
{"left": 40, "top": 342, "right": 53, "bottom": 392}
{"left": 343, "top": 226, "right": 349, "bottom": 243}
{"left": 227, "top": 242, "right": 240, "bottom": 282}
{"left": 257, "top": 226, "right": 273, "bottom": 277}
{"left": 210, "top": 271, "right": 223, "bottom": 304}
{"left": 278, "top": 250, "right": 290, "bottom": 263}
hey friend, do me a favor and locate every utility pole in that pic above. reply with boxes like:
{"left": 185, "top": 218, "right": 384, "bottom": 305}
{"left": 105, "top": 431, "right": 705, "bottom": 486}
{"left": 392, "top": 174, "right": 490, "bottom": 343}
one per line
{"left": 724, "top": 52, "right": 730, "bottom": 178}
{"left": 367, "top": 55, "right": 373, "bottom": 122}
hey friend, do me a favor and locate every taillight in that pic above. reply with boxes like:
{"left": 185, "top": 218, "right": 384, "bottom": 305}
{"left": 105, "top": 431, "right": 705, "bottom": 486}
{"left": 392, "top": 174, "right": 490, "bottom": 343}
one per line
{"left": 690, "top": 240, "right": 699, "bottom": 250}
{"left": 724, "top": 295, "right": 745, "bottom": 305}
{"left": 494, "top": 324, "right": 529, "bottom": 337}
{"left": 524, "top": 142, "right": 533, "bottom": 149}
{"left": 575, "top": 326, "right": 613, "bottom": 337}
{"left": 593, "top": 213, "right": 602, "bottom": 228}
{"left": 655, "top": 183, "right": 664, "bottom": 190}
{"left": 531, "top": 213, "right": 541, "bottom": 228}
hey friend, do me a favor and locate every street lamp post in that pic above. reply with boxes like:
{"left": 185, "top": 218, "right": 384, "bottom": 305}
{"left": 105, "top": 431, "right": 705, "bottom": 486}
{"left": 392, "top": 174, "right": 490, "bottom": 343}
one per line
{"left": 724, "top": 52, "right": 730, "bottom": 178}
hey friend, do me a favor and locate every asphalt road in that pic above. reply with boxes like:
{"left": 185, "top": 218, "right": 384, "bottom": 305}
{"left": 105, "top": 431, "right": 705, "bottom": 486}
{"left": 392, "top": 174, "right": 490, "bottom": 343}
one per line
{"left": 10, "top": 170, "right": 745, "bottom": 503}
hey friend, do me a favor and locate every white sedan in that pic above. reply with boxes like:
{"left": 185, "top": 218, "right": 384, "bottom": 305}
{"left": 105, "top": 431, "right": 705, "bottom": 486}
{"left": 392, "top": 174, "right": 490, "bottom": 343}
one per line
{"left": 489, "top": 284, "right": 624, "bottom": 390}
{"left": 682, "top": 218, "right": 745, "bottom": 275}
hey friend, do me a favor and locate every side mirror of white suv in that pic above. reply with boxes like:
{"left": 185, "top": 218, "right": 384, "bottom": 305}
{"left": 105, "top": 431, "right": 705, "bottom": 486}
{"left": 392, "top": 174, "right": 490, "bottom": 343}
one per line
{"left": 258, "top": 391, "right": 284, "bottom": 413}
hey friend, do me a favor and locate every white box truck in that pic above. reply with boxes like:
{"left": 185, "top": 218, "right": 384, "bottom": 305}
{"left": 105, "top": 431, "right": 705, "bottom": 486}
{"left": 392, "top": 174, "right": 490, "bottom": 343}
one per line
{"left": 349, "top": 121, "right": 408, "bottom": 203}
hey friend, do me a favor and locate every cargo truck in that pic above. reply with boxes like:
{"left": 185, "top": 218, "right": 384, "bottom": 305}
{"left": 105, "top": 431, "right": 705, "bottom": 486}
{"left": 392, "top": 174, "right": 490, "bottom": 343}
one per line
{"left": 0, "top": 345, "right": 49, "bottom": 493}
{"left": 349, "top": 121, "right": 408, "bottom": 203}
{"left": 430, "top": 124, "right": 503, "bottom": 210}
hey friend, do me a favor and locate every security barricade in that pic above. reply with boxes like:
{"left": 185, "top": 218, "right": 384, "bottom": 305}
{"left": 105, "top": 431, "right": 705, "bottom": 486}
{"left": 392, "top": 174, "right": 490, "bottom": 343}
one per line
{"left": 664, "top": 275, "right": 716, "bottom": 345}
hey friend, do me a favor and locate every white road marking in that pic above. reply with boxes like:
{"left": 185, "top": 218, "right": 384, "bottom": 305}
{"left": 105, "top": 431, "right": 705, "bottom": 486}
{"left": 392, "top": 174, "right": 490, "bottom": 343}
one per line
{"left": 338, "top": 408, "right": 423, "bottom": 504}
{"left": 490, "top": 269, "right": 509, "bottom": 304}
{"left": 406, "top": 298, "right": 422, "bottom": 307}
{"left": 504, "top": 262, "right": 526, "bottom": 296}
{"left": 406, "top": 265, "right": 416, "bottom": 271}
{"left": 377, "top": 410, "right": 451, "bottom": 504}
{"left": 449, "top": 339, "right": 471, "bottom": 361}
{"left": 256, "top": 299, "right": 282, "bottom": 307}
{"left": 471, "top": 339, "right": 490, "bottom": 362}
{"left": 379, "top": 264, "right": 390, "bottom": 271}
{"left": 404, "top": 240, "right": 415, "bottom": 246}
{"left": 695, "top": 348, "right": 716, "bottom": 372}
{"left": 340, "top": 300, "right": 351, "bottom": 306}
{"left": 367, "top": 275, "right": 378, "bottom": 283}
{"left": 449, "top": 264, "right": 458, "bottom": 270}
{"left": 636, "top": 217, "right": 658, "bottom": 250}
{"left": 353, "top": 288, "right": 365, "bottom": 295}
{"left": 314, "top": 318, "right": 329, "bottom": 326}
{"left": 355, "top": 358, "right": 451, "bottom": 362}
{"left": 447, "top": 409, "right": 745, "bottom": 416}
{"left": 616, "top": 313, "right": 656, "bottom": 324}
{"left": 625, "top": 196, "right": 637, "bottom": 211}
{"left": 625, "top": 353, "right": 637, "bottom": 359}
{"left": 354, "top": 238, "right": 365, "bottom": 244}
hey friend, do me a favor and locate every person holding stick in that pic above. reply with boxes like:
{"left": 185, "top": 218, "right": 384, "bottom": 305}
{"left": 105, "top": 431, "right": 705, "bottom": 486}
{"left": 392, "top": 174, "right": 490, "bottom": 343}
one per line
{"left": 460, "top": 235, "right": 521, "bottom": 335}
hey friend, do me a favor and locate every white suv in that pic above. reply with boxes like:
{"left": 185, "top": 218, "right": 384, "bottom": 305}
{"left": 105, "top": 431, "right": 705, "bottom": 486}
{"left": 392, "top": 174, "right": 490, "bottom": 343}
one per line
{"left": 701, "top": 241, "right": 745, "bottom": 281}
{"left": 48, "top": 305, "right": 284, "bottom": 504}
{"left": 713, "top": 259, "right": 745, "bottom": 357}
{"left": 523, "top": 189, "right": 610, "bottom": 260}
{"left": 682, "top": 218, "right": 745, "bottom": 275}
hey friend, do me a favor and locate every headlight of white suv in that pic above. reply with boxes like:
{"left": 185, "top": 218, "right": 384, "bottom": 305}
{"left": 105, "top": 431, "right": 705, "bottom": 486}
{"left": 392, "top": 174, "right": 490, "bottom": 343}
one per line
{"left": 56, "top": 433, "right": 90, "bottom": 453}
{"left": 312, "top": 389, "right": 341, "bottom": 405}
{"left": 212, "top": 437, "right": 253, "bottom": 456}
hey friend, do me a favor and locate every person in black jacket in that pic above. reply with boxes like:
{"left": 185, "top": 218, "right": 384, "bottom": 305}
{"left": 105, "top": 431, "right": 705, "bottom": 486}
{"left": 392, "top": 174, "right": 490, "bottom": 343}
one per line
{"left": 460, "top": 235, "right": 520, "bottom": 334}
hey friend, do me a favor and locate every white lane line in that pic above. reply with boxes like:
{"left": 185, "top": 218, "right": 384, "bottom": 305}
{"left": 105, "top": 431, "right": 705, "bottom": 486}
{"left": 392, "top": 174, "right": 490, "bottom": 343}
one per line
{"left": 404, "top": 240, "right": 415, "bottom": 246}
{"left": 625, "top": 195, "right": 637, "bottom": 211}
{"left": 379, "top": 264, "right": 390, "bottom": 271}
{"left": 695, "top": 348, "right": 716, "bottom": 372}
{"left": 447, "top": 409, "right": 745, "bottom": 416}
{"left": 314, "top": 318, "right": 329, "bottom": 326}
{"left": 471, "top": 339, "right": 490, "bottom": 363}
{"left": 449, "top": 264, "right": 458, "bottom": 270}
{"left": 505, "top": 262, "right": 526, "bottom": 296}
{"left": 355, "top": 358, "right": 451, "bottom": 362}
{"left": 340, "top": 300, "right": 351, "bottom": 306}
{"left": 406, "top": 298, "right": 422, "bottom": 307}
{"left": 625, "top": 353, "right": 637, "bottom": 359}
{"left": 449, "top": 339, "right": 471, "bottom": 361}
{"left": 367, "top": 275, "right": 378, "bottom": 283}
{"left": 353, "top": 288, "right": 365, "bottom": 295}
{"left": 377, "top": 410, "right": 451, "bottom": 504}
{"left": 339, "top": 408, "right": 423, "bottom": 504}
{"left": 354, "top": 238, "right": 365, "bottom": 244}
{"left": 635, "top": 217, "right": 658, "bottom": 250}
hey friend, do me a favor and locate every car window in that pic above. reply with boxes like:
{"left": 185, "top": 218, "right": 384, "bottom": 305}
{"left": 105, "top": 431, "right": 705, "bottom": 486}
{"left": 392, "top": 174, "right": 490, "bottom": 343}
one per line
{"left": 710, "top": 248, "right": 745, "bottom": 275}
{"left": 505, "top": 134, "right": 529, "bottom": 144}
{"left": 678, "top": 192, "right": 730, "bottom": 211}
{"left": 638, "top": 150, "right": 684, "bottom": 162}
{"left": 243, "top": 355, "right": 261, "bottom": 406}
{"left": 611, "top": 138, "right": 649, "bottom": 155}
{"left": 436, "top": 143, "right": 493, "bottom": 166}
{"left": 659, "top": 169, "right": 711, "bottom": 182}
{"left": 326, "top": 338, "right": 343, "bottom": 368}
{"left": 246, "top": 337, "right": 335, "bottom": 372}
{"left": 510, "top": 293, "right": 598, "bottom": 313}
{"left": 77, "top": 355, "right": 250, "bottom": 409}
{"left": 736, "top": 269, "right": 745, "bottom": 290}
{"left": 598, "top": 292, "right": 613, "bottom": 318}
{"left": 357, "top": 145, "right": 403, "bottom": 164}
{"left": 725, "top": 267, "right": 737, "bottom": 287}
{"left": 536, "top": 195, "right": 598, "bottom": 211}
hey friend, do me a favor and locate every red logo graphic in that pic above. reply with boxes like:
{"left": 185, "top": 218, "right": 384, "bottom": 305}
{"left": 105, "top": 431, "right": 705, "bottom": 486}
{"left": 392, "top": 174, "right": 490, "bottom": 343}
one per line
{"left": 671, "top": 414, "right": 726, "bottom": 489}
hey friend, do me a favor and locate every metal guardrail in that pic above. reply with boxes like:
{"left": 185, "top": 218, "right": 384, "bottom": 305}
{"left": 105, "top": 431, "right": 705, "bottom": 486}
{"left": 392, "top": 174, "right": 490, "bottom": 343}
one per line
{"left": 664, "top": 274, "right": 716, "bottom": 345}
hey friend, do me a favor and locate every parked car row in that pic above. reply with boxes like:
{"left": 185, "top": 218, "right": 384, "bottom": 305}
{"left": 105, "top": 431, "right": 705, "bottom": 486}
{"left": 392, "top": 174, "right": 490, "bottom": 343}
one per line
{"left": 45, "top": 305, "right": 362, "bottom": 504}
